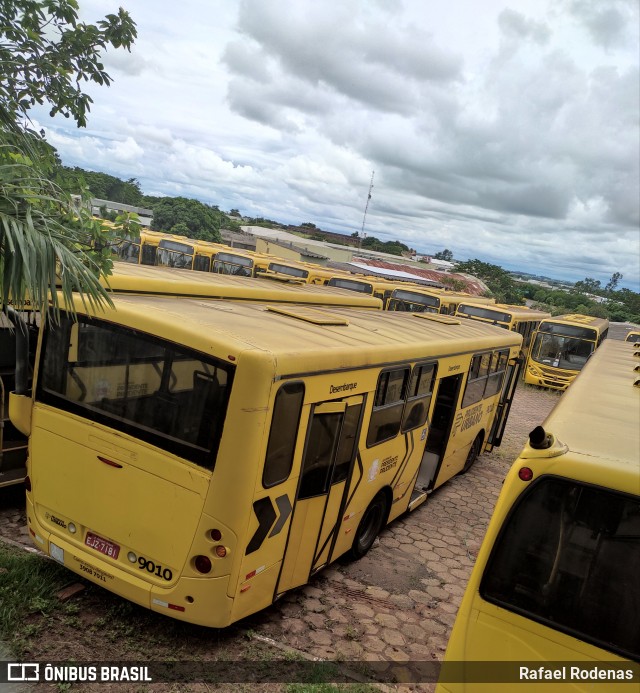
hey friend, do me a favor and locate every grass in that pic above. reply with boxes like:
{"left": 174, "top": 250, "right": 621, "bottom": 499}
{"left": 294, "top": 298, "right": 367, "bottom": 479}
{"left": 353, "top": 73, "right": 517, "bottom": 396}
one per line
{"left": 0, "top": 543, "right": 75, "bottom": 651}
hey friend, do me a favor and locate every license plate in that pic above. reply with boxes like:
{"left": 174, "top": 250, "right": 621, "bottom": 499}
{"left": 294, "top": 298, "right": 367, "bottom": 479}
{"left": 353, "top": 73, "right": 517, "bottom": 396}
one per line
{"left": 85, "top": 532, "right": 120, "bottom": 560}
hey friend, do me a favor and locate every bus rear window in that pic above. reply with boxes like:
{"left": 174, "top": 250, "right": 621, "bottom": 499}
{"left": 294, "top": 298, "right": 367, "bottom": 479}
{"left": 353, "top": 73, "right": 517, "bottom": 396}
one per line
{"left": 38, "top": 315, "right": 234, "bottom": 469}
{"left": 480, "top": 477, "right": 640, "bottom": 661}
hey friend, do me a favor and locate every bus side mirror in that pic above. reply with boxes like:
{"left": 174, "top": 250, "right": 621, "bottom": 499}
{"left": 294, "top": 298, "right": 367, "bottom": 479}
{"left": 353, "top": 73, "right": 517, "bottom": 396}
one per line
{"left": 9, "top": 391, "right": 32, "bottom": 436}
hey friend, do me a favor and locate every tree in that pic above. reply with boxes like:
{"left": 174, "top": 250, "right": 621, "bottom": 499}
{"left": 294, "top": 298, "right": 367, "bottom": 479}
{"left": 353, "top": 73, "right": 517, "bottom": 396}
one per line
{"left": 454, "top": 259, "right": 524, "bottom": 304}
{"left": 434, "top": 249, "right": 454, "bottom": 261}
{"left": 605, "top": 272, "right": 623, "bottom": 293}
{"left": 573, "top": 277, "right": 601, "bottom": 294}
{"left": 1, "top": 0, "right": 137, "bottom": 318}
{"left": 147, "top": 196, "right": 222, "bottom": 242}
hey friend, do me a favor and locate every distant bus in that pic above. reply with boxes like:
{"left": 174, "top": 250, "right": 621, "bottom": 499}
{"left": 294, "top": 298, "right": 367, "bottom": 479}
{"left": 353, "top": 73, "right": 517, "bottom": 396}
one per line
{"left": 103, "top": 262, "right": 383, "bottom": 310}
{"left": 387, "top": 288, "right": 495, "bottom": 316}
{"left": 455, "top": 303, "right": 551, "bottom": 358}
{"left": 524, "top": 314, "right": 609, "bottom": 391}
{"left": 327, "top": 277, "right": 413, "bottom": 308}
{"left": 438, "top": 339, "right": 639, "bottom": 691}
{"left": 13, "top": 301, "right": 522, "bottom": 627}
{"left": 625, "top": 330, "right": 640, "bottom": 343}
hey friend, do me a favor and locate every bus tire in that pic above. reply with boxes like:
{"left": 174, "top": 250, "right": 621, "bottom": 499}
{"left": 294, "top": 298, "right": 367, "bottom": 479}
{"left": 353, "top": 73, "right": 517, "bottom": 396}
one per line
{"left": 461, "top": 434, "right": 483, "bottom": 474}
{"left": 350, "top": 492, "right": 388, "bottom": 560}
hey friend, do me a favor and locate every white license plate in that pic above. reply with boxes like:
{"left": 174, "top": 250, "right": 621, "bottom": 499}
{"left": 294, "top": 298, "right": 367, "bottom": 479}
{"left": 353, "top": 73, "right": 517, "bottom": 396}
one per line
{"left": 49, "top": 542, "right": 64, "bottom": 564}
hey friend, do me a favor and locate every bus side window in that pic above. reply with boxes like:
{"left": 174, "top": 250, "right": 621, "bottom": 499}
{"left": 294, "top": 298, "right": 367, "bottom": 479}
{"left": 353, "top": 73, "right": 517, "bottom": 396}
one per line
{"left": 461, "top": 353, "right": 491, "bottom": 408}
{"left": 401, "top": 363, "right": 436, "bottom": 433}
{"left": 480, "top": 478, "right": 640, "bottom": 661}
{"left": 262, "top": 382, "right": 305, "bottom": 488}
{"left": 367, "top": 367, "right": 409, "bottom": 446}
{"left": 484, "top": 351, "right": 508, "bottom": 398}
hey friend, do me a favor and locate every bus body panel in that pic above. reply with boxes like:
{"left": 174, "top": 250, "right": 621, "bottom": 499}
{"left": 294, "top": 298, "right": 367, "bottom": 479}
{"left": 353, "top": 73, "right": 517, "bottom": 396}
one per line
{"left": 29, "top": 405, "right": 210, "bottom": 579}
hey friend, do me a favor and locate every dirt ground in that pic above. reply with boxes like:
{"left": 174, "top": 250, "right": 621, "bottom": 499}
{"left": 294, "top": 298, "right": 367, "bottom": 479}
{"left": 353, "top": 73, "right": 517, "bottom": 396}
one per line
{"left": 0, "top": 378, "right": 565, "bottom": 692}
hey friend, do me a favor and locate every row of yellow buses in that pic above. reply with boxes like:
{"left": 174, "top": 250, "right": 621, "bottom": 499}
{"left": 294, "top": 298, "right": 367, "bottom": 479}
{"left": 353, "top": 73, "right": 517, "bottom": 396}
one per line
{"left": 10, "top": 271, "right": 524, "bottom": 627}
{"left": 438, "top": 338, "right": 639, "bottom": 690}
{"left": 113, "top": 227, "right": 500, "bottom": 313}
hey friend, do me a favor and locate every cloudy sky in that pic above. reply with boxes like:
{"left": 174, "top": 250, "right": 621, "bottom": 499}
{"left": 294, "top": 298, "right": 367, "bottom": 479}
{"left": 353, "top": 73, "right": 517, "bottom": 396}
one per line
{"left": 37, "top": 0, "right": 639, "bottom": 289}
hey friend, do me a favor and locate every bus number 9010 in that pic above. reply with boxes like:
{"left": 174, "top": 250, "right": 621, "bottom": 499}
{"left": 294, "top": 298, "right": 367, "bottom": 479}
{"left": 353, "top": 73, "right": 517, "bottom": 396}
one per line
{"left": 138, "top": 556, "right": 173, "bottom": 581}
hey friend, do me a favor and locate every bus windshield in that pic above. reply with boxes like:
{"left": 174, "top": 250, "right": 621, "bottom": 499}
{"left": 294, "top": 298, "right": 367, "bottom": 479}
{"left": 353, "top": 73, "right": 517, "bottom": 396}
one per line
{"left": 268, "top": 263, "right": 309, "bottom": 279}
{"left": 38, "top": 314, "right": 234, "bottom": 469}
{"left": 212, "top": 253, "right": 253, "bottom": 276}
{"left": 481, "top": 477, "right": 639, "bottom": 661}
{"left": 530, "top": 332, "right": 594, "bottom": 371}
{"left": 156, "top": 240, "right": 195, "bottom": 269}
{"left": 388, "top": 290, "right": 439, "bottom": 313}
{"left": 457, "top": 305, "right": 512, "bottom": 325}
{"left": 327, "top": 278, "right": 373, "bottom": 294}
{"left": 115, "top": 238, "right": 141, "bottom": 264}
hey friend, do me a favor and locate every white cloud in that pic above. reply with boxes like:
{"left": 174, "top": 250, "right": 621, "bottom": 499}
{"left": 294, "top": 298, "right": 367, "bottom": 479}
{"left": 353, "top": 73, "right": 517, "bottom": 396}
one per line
{"left": 36, "top": 0, "right": 639, "bottom": 290}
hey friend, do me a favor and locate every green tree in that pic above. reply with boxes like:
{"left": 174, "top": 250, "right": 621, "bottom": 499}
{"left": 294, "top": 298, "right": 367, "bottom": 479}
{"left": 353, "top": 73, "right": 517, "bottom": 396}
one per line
{"left": 454, "top": 259, "right": 523, "bottom": 304}
{"left": 573, "top": 277, "right": 601, "bottom": 294}
{"left": 146, "top": 196, "right": 222, "bottom": 242}
{"left": 1, "top": 0, "right": 137, "bottom": 317}
{"left": 434, "top": 249, "right": 454, "bottom": 261}
{"left": 605, "top": 272, "right": 623, "bottom": 293}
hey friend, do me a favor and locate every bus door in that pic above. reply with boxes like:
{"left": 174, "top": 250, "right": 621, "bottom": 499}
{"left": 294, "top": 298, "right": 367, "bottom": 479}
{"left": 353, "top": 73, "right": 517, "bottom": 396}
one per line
{"left": 485, "top": 355, "right": 522, "bottom": 452}
{"left": 277, "top": 396, "right": 364, "bottom": 593}
{"left": 416, "top": 374, "right": 462, "bottom": 491}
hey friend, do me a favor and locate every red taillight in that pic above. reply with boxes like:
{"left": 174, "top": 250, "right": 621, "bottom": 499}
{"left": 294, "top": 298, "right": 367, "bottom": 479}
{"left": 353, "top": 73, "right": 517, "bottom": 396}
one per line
{"left": 194, "top": 555, "right": 212, "bottom": 574}
{"left": 24, "top": 475, "right": 31, "bottom": 492}
{"left": 215, "top": 545, "right": 227, "bottom": 558}
{"left": 210, "top": 529, "right": 222, "bottom": 541}
{"left": 518, "top": 466, "right": 534, "bottom": 481}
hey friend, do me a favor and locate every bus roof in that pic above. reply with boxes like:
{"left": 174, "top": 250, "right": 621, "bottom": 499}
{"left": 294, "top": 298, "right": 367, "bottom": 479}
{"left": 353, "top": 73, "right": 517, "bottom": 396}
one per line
{"left": 103, "top": 262, "right": 382, "bottom": 308}
{"left": 71, "top": 293, "right": 523, "bottom": 374}
{"left": 539, "top": 339, "right": 639, "bottom": 473}
{"left": 540, "top": 313, "right": 609, "bottom": 330}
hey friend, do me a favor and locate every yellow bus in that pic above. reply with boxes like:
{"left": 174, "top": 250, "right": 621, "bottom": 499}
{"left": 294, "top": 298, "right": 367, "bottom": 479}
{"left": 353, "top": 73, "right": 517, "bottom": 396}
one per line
{"left": 438, "top": 339, "right": 639, "bottom": 691}
{"left": 12, "top": 300, "right": 522, "bottom": 627}
{"left": 114, "top": 230, "right": 185, "bottom": 266}
{"left": 455, "top": 303, "right": 551, "bottom": 358}
{"left": 625, "top": 329, "right": 640, "bottom": 343}
{"left": 524, "top": 314, "right": 609, "bottom": 391}
{"left": 326, "top": 276, "right": 413, "bottom": 308}
{"left": 103, "top": 262, "right": 383, "bottom": 309}
{"left": 387, "top": 287, "right": 495, "bottom": 316}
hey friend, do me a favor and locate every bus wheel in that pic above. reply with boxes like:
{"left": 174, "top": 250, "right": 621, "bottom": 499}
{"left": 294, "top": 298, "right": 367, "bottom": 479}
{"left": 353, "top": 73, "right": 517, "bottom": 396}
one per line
{"left": 350, "top": 492, "right": 387, "bottom": 560}
{"left": 461, "top": 434, "right": 483, "bottom": 474}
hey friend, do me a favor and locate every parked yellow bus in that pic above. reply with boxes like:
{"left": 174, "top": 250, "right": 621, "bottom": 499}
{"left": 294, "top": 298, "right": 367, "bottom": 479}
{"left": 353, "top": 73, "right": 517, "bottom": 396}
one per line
{"left": 524, "top": 314, "right": 609, "bottom": 391}
{"left": 12, "top": 300, "right": 522, "bottom": 627}
{"left": 625, "top": 329, "right": 640, "bottom": 343}
{"left": 438, "top": 339, "right": 639, "bottom": 692}
{"left": 455, "top": 303, "right": 551, "bottom": 358}
{"left": 114, "top": 229, "right": 188, "bottom": 266}
{"left": 103, "top": 262, "right": 383, "bottom": 309}
{"left": 326, "top": 276, "right": 414, "bottom": 308}
{"left": 387, "top": 287, "right": 495, "bottom": 316}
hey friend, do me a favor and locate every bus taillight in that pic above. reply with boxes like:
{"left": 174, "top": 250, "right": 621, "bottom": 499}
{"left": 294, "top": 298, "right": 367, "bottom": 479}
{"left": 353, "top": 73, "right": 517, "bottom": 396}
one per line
{"left": 194, "top": 555, "right": 212, "bottom": 574}
{"left": 518, "top": 467, "right": 534, "bottom": 481}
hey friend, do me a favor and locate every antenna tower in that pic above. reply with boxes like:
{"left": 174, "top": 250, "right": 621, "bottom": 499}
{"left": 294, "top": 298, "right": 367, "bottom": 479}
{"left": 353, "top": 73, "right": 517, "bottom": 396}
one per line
{"left": 360, "top": 170, "right": 374, "bottom": 237}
